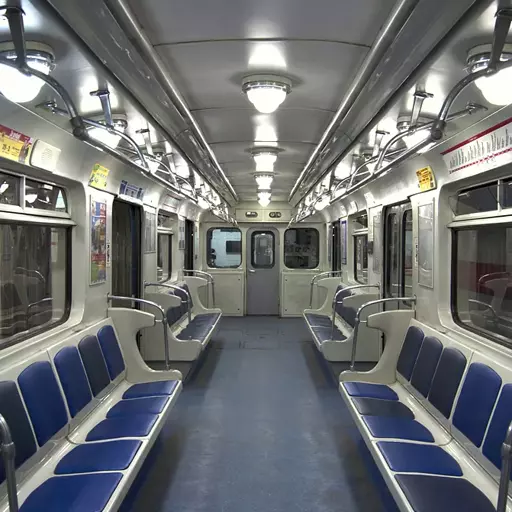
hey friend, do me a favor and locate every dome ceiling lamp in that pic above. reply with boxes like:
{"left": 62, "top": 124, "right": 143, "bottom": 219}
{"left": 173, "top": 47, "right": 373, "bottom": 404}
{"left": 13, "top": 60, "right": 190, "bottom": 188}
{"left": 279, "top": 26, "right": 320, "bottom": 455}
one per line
{"left": 467, "top": 43, "right": 512, "bottom": 106}
{"left": 254, "top": 172, "right": 274, "bottom": 190}
{"left": 396, "top": 115, "right": 435, "bottom": 154}
{"left": 258, "top": 190, "right": 272, "bottom": 207}
{"left": 242, "top": 74, "right": 292, "bottom": 114}
{"left": 87, "top": 113, "right": 128, "bottom": 149}
{"left": 251, "top": 147, "right": 280, "bottom": 173}
{"left": 0, "top": 41, "right": 54, "bottom": 104}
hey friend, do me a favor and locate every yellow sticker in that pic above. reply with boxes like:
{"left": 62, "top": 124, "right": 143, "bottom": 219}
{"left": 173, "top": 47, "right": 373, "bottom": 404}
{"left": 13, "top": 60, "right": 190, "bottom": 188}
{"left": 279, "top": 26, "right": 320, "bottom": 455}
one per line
{"left": 89, "top": 163, "right": 110, "bottom": 190}
{"left": 0, "top": 124, "right": 34, "bottom": 164}
{"left": 416, "top": 166, "right": 436, "bottom": 192}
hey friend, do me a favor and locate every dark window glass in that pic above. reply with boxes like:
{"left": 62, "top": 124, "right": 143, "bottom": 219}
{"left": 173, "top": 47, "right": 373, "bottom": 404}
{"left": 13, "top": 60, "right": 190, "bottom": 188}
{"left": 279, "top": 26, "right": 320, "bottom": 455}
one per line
{"left": 354, "top": 235, "right": 368, "bottom": 284}
{"left": 453, "top": 225, "right": 512, "bottom": 347}
{"left": 0, "top": 224, "right": 70, "bottom": 348}
{"left": 332, "top": 221, "right": 341, "bottom": 271}
{"left": 251, "top": 231, "right": 275, "bottom": 268}
{"left": 25, "top": 179, "right": 67, "bottom": 212}
{"left": 354, "top": 213, "right": 368, "bottom": 229}
{"left": 502, "top": 179, "right": 512, "bottom": 208}
{"left": 206, "top": 228, "right": 241, "bottom": 268}
{"left": 157, "top": 233, "right": 172, "bottom": 282}
{"left": 284, "top": 228, "right": 319, "bottom": 269}
{"left": 386, "top": 213, "right": 400, "bottom": 298}
{"left": 455, "top": 183, "right": 498, "bottom": 215}
{"left": 403, "top": 210, "right": 413, "bottom": 296}
{"left": 0, "top": 172, "right": 20, "bottom": 206}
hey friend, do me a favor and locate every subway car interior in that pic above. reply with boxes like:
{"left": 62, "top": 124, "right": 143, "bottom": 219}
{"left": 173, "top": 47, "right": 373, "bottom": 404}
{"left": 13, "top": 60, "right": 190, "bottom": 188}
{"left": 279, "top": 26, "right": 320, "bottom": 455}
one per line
{"left": 3, "top": 0, "right": 512, "bottom": 511}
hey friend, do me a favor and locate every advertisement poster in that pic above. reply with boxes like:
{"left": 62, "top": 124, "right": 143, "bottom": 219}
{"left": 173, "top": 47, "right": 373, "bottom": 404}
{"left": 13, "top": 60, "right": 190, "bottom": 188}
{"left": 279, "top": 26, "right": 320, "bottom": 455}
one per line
{"left": 0, "top": 124, "right": 34, "bottom": 164}
{"left": 88, "top": 163, "right": 110, "bottom": 190}
{"left": 90, "top": 198, "right": 107, "bottom": 285}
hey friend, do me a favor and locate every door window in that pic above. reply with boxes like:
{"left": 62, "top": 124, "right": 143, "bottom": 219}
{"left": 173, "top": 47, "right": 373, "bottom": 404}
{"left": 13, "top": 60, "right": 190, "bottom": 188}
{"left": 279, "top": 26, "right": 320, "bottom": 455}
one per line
{"left": 284, "top": 228, "right": 319, "bottom": 269}
{"left": 251, "top": 231, "right": 275, "bottom": 268}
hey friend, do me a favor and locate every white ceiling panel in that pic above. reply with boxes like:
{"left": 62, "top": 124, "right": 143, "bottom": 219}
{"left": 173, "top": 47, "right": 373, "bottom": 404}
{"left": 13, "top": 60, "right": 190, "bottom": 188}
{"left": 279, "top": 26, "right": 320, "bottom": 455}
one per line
{"left": 194, "top": 109, "right": 332, "bottom": 146}
{"left": 156, "top": 40, "right": 368, "bottom": 111}
{"left": 129, "top": 0, "right": 396, "bottom": 46}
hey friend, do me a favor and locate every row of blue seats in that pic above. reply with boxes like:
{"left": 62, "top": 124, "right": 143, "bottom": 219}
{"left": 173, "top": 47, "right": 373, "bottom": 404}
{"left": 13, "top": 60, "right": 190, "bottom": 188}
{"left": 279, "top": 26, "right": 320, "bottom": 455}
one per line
{"left": 304, "top": 285, "right": 355, "bottom": 343}
{"left": 165, "top": 283, "right": 220, "bottom": 342}
{"left": 340, "top": 320, "right": 512, "bottom": 511}
{"left": 0, "top": 320, "right": 181, "bottom": 511}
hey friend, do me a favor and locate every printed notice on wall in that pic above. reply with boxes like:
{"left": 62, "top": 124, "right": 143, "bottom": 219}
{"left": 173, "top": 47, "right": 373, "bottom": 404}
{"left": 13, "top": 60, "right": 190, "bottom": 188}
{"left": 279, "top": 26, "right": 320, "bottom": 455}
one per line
{"left": 89, "top": 163, "right": 110, "bottom": 190}
{"left": 441, "top": 117, "right": 512, "bottom": 174}
{"left": 416, "top": 166, "right": 436, "bottom": 191}
{"left": 90, "top": 198, "right": 107, "bottom": 285}
{"left": 0, "top": 124, "right": 34, "bottom": 164}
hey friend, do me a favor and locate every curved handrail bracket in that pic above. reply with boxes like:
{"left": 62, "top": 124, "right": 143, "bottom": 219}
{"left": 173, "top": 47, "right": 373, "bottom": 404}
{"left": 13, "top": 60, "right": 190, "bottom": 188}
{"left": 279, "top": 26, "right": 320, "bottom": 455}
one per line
{"left": 349, "top": 296, "right": 416, "bottom": 370}
{"left": 144, "top": 282, "right": 192, "bottom": 322}
{"left": 106, "top": 294, "right": 171, "bottom": 370}
{"left": 182, "top": 270, "right": 216, "bottom": 308}
{"left": 309, "top": 271, "right": 344, "bottom": 308}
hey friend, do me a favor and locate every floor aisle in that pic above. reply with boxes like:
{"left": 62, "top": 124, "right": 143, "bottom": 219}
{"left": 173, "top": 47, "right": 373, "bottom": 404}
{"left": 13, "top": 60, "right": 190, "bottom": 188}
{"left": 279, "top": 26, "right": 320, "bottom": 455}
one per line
{"left": 121, "top": 317, "right": 399, "bottom": 512}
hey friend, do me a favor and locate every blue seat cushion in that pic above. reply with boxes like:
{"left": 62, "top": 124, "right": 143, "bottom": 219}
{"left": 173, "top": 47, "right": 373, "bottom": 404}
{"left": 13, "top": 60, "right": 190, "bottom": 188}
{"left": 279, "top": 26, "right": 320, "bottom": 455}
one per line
{"left": 410, "top": 336, "right": 443, "bottom": 397}
{"left": 86, "top": 414, "right": 158, "bottom": 441}
{"left": 397, "top": 326, "right": 424, "bottom": 381}
{"left": 107, "top": 396, "right": 169, "bottom": 417}
{"left": 177, "top": 323, "right": 209, "bottom": 341}
{"left": 352, "top": 397, "right": 414, "bottom": 419}
{"left": 395, "top": 474, "right": 496, "bottom": 512}
{"left": 55, "top": 440, "right": 142, "bottom": 474}
{"left": 305, "top": 313, "right": 333, "bottom": 328}
{"left": 362, "top": 417, "right": 434, "bottom": 442}
{"left": 377, "top": 442, "right": 462, "bottom": 476}
{"left": 343, "top": 382, "right": 398, "bottom": 401}
{"left": 193, "top": 313, "right": 221, "bottom": 324}
{"left": 20, "top": 473, "right": 123, "bottom": 512}
{"left": 122, "top": 380, "right": 179, "bottom": 399}
{"left": 97, "top": 325, "right": 126, "bottom": 380}
{"left": 312, "top": 326, "right": 346, "bottom": 342}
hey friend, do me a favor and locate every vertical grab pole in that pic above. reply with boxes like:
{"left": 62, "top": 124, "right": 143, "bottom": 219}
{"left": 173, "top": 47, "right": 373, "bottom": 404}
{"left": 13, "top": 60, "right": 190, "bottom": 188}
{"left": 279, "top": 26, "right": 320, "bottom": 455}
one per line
{"left": 497, "top": 421, "right": 512, "bottom": 512}
{"left": 0, "top": 413, "right": 19, "bottom": 512}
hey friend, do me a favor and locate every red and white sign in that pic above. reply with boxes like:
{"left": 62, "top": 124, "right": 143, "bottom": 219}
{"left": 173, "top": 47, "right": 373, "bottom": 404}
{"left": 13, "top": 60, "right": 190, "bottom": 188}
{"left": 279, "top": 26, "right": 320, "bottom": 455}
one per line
{"left": 441, "top": 117, "right": 512, "bottom": 174}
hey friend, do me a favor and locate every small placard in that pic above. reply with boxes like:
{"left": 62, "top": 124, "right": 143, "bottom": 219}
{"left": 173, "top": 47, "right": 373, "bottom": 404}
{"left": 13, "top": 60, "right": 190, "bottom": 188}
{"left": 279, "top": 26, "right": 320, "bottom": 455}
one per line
{"left": 119, "top": 180, "right": 144, "bottom": 201}
{"left": 416, "top": 165, "right": 436, "bottom": 192}
{"left": 0, "top": 124, "right": 34, "bottom": 164}
{"left": 89, "top": 163, "right": 110, "bottom": 190}
{"left": 245, "top": 211, "right": 258, "bottom": 218}
{"left": 269, "top": 211, "right": 282, "bottom": 218}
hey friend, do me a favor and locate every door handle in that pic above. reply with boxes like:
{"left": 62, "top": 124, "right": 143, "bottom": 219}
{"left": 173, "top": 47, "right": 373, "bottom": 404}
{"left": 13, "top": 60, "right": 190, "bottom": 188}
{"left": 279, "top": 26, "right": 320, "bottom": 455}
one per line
{"left": 248, "top": 269, "right": 256, "bottom": 273}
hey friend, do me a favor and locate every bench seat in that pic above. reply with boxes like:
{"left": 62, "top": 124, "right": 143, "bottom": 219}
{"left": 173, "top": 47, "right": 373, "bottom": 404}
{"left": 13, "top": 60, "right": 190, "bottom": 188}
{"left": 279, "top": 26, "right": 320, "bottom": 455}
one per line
{"left": 339, "top": 319, "right": 512, "bottom": 511}
{"left": 0, "top": 319, "right": 182, "bottom": 512}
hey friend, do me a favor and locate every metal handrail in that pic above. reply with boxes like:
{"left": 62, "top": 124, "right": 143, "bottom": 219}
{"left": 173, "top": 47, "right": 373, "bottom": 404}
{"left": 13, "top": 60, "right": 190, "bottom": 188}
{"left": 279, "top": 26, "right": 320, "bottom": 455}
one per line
{"left": 106, "top": 294, "right": 170, "bottom": 370}
{"left": 183, "top": 270, "right": 215, "bottom": 308}
{"left": 144, "top": 282, "right": 192, "bottom": 323}
{"left": 26, "top": 297, "right": 52, "bottom": 313}
{"left": 309, "top": 271, "right": 344, "bottom": 308}
{"left": 0, "top": 413, "right": 18, "bottom": 512}
{"left": 349, "top": 296, "right": 417, "bottom": 370}
{"left": 497, "top": 420, "right": 512, "bottom": 512}
{"left": 331, "top": 284, "right": 380, "bottom": 340}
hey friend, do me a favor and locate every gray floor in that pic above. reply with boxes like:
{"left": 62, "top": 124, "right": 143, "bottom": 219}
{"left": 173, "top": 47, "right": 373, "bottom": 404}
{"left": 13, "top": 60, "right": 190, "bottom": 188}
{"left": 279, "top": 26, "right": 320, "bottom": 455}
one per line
{"left": 121, "top": 317, "right": 399, "bottom": 512}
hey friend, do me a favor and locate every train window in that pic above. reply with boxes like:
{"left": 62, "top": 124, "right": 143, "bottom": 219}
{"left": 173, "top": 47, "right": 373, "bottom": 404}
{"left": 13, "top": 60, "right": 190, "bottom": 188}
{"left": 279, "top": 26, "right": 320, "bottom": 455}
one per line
{"left": 403, "top": 210, "right": 413, "bottom": 296}
{"left": 455, "top": 183, "right": 498, "bottom": 215}
{"left": 452, "top": 224, "right": 512, "bottom": 347}
{"left": 386, "top": 213, "right": 400, "bottom": 297}
{"left": 25, "top": 179, "right": 67, "bottom": 212}
{"left": 0, "top": 172, "right": 20, "bottom": 206}
{"left": 157, "top": 233, "right": 172, "bottom": 282}
{"left": 284, "top": 228, "right": 319, "bottom": 269}
{"left": 251, "top": 231, "right": 275, "bottom": 269}
{"left": 331, "top": 221, "right": 341, "bottom": 271}
{"left": 353, "top": 213, "right": 368, "bottom": 230}
{"left": 206, "top": 227, "right": 242, "bottom": 268}
{"left": 0, "top": 223, "right": 70, "bottom": 349}
{"left": 354, "top": 234, "right": 368, "bottom": 283}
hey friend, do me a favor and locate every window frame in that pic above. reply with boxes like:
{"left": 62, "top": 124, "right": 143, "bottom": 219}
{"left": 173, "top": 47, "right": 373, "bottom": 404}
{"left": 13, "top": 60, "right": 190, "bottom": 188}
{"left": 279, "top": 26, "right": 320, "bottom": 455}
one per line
{"left": 283, "top": 227, "right": 320, "bottom": 270}
{"left": 353, "top": 233, "right": 368, "bottom": 284}
{"left": 157, "top": 231, "right": 173, "bottom": 282}
{"left": 451, "top": 222, "right": 512, "bottom": 350}
{"left": 206, "top": 227, "right": 242, "bottom": 269}
{"left": 0, "top": 222, "right": 72, "bottom": 350}
{"left": 250, "top": 230, "right": 275, "bottom": 269}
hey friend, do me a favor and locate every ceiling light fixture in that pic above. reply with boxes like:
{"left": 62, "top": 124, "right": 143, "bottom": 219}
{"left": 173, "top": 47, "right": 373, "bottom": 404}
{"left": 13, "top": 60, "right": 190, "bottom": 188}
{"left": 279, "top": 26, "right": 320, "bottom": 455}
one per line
{"left": 258, "top": 190, "right": 272, "bottom": 207}
{"left": 0, "top": 42, "right": 54, "bottom": 104}
{"left": 197, "top": 196, "right": 210, "bottom": 210}
{"left": 314, "top": 193, "right": 330, "bottom": 211}
{"left": 254, "top": 173, "right": 274, "bottom": 190}
{"left": 251, "top": 147, "right": 279, "bottom": 172}
{"left": 242, "top": 74, "right": 292, "bottom": 114}
{"left": 467, "top": 44, "right": 512, "bottom": 106}
{"left": 87, "top": 115, "right": 128, "bottom": 149}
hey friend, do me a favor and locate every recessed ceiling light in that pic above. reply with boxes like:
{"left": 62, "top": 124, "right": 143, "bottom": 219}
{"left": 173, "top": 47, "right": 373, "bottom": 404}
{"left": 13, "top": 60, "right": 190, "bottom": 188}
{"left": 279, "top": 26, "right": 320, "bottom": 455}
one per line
{"left": 251, "top": 147, "right": 279, "bottom": 172}
{"left": 0, "top": 41, "right": 54, "bottom": 104}
{"left": 242, "top": 74, "right": 292, "bottom": 114}
{"left": 254, "top": 173, "right": 274, "bottom": 190}
{"left": 258, "top": 190, "right": 271, "bottom": 207}
{"left": 467, "top": 44, "right": 512, "bottom": 106}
